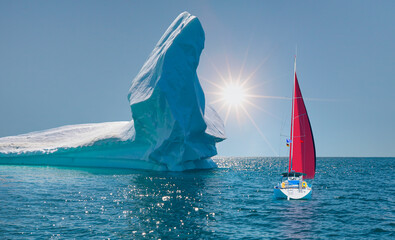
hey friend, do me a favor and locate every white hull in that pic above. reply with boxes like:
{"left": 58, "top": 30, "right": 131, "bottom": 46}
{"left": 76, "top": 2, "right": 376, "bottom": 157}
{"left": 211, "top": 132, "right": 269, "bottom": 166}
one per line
{"left": 273, "top": 186, "right": 312, "bottom": 200}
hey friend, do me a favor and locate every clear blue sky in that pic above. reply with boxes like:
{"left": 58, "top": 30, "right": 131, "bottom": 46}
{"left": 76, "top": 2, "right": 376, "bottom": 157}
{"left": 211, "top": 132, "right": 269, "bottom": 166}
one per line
{"left": 1, "top": 1, "right": 394, "bottom": 157}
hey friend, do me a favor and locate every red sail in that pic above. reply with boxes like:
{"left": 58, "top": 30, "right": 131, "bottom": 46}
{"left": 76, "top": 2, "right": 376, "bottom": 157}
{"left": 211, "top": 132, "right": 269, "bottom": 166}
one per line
{"left": 289, "top": 73, "right": 316, "bottom": 179}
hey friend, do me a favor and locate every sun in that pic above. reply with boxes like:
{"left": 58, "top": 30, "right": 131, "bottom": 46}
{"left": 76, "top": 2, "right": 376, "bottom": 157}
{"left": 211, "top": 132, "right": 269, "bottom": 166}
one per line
{"left": 201, "top": 56, "right": 280, "bottom": 155}
{"left": 221, "top": 82, "right": 246, "bottom": 107}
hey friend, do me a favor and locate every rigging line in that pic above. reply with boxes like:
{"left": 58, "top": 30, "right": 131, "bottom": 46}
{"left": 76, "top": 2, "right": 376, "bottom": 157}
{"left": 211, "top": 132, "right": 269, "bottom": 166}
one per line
{"left": 293, "top": 113, "right": 307, "bottom": 119}
{"left": 292, "top": 135, "right": 306, "bottom": 138}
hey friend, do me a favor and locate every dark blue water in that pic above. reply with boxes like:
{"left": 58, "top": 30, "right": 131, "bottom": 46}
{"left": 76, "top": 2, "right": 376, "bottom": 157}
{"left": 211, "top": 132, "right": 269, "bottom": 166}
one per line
{"left": 1, "top": 157, "right": 394, "bottom": 239}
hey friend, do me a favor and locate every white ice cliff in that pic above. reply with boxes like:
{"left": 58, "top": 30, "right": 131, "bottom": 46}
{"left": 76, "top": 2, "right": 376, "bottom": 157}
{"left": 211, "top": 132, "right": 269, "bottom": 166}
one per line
{"left": 0, "top": 12, "right": 225, "bottom": 171}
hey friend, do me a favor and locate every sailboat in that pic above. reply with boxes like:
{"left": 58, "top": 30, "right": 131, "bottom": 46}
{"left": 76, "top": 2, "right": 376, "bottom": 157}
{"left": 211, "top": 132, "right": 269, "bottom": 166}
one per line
{"left": 273, "top": 58, "right": 316, "bottom": 200}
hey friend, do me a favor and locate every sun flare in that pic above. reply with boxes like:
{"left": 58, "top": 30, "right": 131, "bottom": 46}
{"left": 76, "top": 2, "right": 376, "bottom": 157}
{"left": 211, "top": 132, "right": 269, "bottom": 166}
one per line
{"left": 221, "top": 83, "right": 246, "bottom": 107}
{"left": 201, "top": 55, "right": 280, "bottom": 155}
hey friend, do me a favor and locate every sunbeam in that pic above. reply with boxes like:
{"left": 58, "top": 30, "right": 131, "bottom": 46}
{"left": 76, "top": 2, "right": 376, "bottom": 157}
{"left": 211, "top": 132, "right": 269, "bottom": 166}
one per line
{"left": 240, "top": 55, "right": 270, "bottom": 88}
{"left": 224, "top": 105, "right": 232, "bottom": 125}
{"left": 239, "top": 105, "right": 277, "bottom": 155}
{"left": 201, "top": 51, "right": 289, "bottom": 156}
{"left": 246, "top": 94, "right": 291, "bottom": 100}
{"left": 244, "top": 99, "right": 282, "bottom": 121}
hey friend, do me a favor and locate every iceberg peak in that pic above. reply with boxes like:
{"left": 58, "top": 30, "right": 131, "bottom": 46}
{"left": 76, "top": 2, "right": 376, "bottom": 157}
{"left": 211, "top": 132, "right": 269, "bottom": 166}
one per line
{"left": 0, "top": 12, "right": 225, "bottom": 171}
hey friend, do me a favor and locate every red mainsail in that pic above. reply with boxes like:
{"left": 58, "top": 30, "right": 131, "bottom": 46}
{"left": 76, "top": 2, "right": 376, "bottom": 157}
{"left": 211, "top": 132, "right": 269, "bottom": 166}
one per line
{"left": 289, "top": 72, "right": 316, "bottom": 179}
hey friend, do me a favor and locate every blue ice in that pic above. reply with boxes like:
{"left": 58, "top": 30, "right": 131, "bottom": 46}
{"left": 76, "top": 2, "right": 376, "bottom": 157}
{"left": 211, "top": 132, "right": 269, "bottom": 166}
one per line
{"left": 0, "top": 12, "right": 225, "bottom": 171}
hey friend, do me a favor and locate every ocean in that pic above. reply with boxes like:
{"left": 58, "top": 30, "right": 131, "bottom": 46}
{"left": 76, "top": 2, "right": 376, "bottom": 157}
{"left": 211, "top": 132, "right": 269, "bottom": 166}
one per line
{"left": 0, "top": 157, "right": 394, "bottom": 239}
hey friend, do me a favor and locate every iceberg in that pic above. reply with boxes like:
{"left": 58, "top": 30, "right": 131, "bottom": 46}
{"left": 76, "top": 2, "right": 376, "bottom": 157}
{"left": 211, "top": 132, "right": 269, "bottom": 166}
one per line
{"left": 0, "top": 12, "right": 225, "bottom": 171}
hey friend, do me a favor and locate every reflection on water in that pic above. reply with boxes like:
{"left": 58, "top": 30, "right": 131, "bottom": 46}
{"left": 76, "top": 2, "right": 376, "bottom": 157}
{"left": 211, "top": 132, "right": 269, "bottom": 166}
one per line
{"left": 0, "top": 157, "right": 394, "bottom": 239}
{"left": 273, "top": 201, "right": 316, "bottom": 239}
{"left": 120, "top": 171, "right": 220, "bottom": 238}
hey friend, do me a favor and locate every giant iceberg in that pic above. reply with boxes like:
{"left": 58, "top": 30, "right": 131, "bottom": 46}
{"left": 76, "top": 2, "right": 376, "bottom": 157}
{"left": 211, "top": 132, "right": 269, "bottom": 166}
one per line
{"left": 0, "top": 12, "right": 225, "bottom": 171}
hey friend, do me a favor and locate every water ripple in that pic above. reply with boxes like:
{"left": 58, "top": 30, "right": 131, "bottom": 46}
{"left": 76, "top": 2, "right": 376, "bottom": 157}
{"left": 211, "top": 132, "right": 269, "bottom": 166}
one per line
{"left": 0, "top": 157, "right": 394, "bottom": 239}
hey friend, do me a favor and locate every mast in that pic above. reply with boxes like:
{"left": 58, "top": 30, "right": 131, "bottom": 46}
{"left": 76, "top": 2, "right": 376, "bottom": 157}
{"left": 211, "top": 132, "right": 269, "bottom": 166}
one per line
{"left": 290, "top": 56, "right": 296, "bottom": 172}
